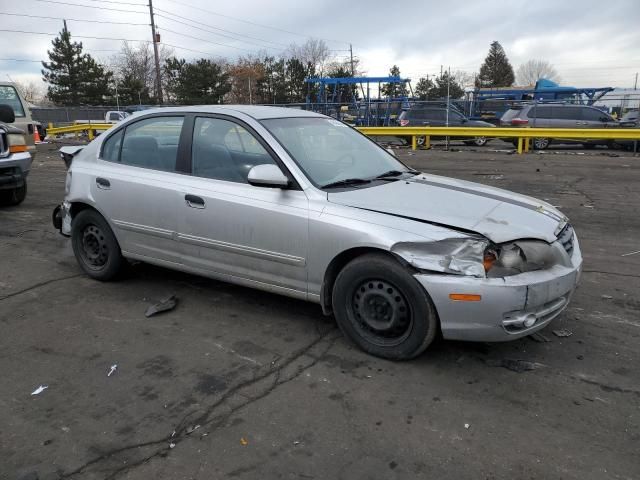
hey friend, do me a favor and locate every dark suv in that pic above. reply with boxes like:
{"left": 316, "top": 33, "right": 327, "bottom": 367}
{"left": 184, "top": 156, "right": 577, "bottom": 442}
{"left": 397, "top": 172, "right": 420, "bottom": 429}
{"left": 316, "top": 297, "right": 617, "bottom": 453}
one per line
{"left": 397, "top": 107, "right": 495, "bottom": 146}
{"left": 500, "top": 103, "right": 619, "bottom": 149}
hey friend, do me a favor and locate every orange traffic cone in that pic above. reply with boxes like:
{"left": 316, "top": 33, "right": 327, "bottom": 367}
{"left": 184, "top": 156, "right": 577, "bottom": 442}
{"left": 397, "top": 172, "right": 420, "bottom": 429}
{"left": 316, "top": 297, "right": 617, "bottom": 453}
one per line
{"left": 34, "top": 128, "right": 41, "bottom": 143}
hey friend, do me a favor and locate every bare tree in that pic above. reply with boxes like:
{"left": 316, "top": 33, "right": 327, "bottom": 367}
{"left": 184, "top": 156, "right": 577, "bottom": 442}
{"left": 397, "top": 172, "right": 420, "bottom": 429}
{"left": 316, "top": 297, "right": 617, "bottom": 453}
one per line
{"left": 111, "top": 41, "right": 174, "bottom": 101}
{"left": 453, "top": 70, "right": 476, "bottom": 89}
{"left": 287, "top": 38, "right": 331, "bottom": 75}
{"left": 12, "top": 80, "right": 45, "bottom": 104}
{"left": 516, "top": 59, "right": 560, "bottom": 85}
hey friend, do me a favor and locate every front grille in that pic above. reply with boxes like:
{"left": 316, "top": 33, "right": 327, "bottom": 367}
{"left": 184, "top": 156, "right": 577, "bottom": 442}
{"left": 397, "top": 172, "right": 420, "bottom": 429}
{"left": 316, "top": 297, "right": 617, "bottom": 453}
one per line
{"left": 557, "top": 223, "right": 574, "bottom": 256}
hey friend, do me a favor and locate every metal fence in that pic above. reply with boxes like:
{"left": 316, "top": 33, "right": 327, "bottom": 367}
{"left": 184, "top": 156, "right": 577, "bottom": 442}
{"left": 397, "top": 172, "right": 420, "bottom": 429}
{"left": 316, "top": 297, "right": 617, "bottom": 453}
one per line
{"left": 31, "top": 106, "right": 117, "bottom": 126}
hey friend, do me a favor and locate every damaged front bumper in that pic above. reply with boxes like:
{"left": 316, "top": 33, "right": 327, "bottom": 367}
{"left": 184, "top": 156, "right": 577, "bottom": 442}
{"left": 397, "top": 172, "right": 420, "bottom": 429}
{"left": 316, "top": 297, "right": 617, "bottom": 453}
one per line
{"left": 52, "top": 201, "right": 72, "bottom": 236}
{"left": 415, "top": 236, "right": 582, "bottom": 342}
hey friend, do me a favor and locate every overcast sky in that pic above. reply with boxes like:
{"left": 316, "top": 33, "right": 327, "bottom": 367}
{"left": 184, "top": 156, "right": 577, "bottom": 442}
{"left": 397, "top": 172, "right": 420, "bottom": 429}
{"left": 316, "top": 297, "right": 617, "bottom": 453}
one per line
{"left": 2, "top": 0, "right": 639, "bottom": 90}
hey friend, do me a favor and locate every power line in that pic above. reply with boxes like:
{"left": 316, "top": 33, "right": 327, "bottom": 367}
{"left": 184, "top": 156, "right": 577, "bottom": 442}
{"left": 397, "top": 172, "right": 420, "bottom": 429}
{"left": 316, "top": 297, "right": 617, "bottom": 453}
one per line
{"left": 0, "top": 12, "right": 149, "bottom": 26}
{"left": 158, "top": 0, "right": 350, "bottom": 45}
{"left": 72, "top": 0, "right": 147, "bottom": 5}
{"left": 160, "top": 27, "right": 253, "bottom": 52}
{"left": 153, "top": 12, "right": 282, "bottom": 50}
{"left": 33, "top": 0, "right": 147, "bottom": 14}
{"left": 0, "top": 28, "right": 148, "bottom": 42}
{"left": 0, "top": 58, "right": 42, "bottom": 62}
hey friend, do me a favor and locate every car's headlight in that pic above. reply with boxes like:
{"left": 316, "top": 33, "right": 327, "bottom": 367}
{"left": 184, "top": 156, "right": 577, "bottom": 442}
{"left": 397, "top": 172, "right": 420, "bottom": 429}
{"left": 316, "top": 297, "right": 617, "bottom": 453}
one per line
{"left": 485, "top": 240, "right": 566, "bottom": 278}
{"left": 392, "top": 237, "right": 491, "bottom": 278}
{"left": 7, "top": 133, "right": 28, "bottom": 153}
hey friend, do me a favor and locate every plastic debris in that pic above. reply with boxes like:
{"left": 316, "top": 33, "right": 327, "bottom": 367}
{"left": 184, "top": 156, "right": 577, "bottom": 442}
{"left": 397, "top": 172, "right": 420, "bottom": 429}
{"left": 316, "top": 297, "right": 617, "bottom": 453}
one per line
{"left": 169, "top": 442, "right": 176, "bottom": 449}
{"left": 621, "top": 250, "right": 640, "bottom": 257}
{"left": 486, "top": 358, "right": 545, "bottom": 373}
{"left": 240, "top": 437, "right": 248, "bottom": 446}
{"left": 293, "top": 440, "right": 300, "bottom": 445}
{"left": 145, "top": 295, "right": 178, "bottom": 317}
{"left": 107, "top": 364, "right": 117, "bottom": 377}
{"left": 31, "top": 385, "right": 48, "bottom": 395}
{"left": 186, "top": 424, "right": 201, "bottom": 434}
{"left": 464, "top": 423, "right": 470, "bottom": 429}
{"left": 529, "top": 332, "right": 551, "bottom": 343}
{"left": 553, "top": 329, "right": 573, "bottom": 338}
{"left": 601, "top": 295, "right": 613, "bottom": 300}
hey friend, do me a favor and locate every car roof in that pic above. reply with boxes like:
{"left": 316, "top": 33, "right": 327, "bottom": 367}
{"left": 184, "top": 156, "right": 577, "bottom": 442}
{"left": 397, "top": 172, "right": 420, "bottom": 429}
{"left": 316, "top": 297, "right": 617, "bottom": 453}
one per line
{"left": 131, "top": 105, "right": 326, "bottom": 120}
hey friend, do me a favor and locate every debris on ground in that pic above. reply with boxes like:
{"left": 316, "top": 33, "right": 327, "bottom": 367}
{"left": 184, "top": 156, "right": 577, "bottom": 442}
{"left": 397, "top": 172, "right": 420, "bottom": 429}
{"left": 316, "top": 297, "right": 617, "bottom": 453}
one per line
{"left": 107, "top": 364, "right": 117, "bottom": 377}
{"left": 529, "top": 332, "right": 551, "bottom": 343}
{"left": 240, "top": 437, "right": 248, "bottom": 446}
{"left": 486, "top": 358, "right": 545, "bottom": 373}
{"left": 464, "top": 423, "right": 470, "bottom": 429}
{"left": 145, "top": 294, "right": 178, "bottom": 317}
{"left": 553, "top": 329, "right": 573, "bottom": 338}
{"left": 293, "top": 440, "right": 301, "bottom": 445}
{"left": 31, "top": 385, "right": 48, "bottom": 396}
{"left": 601, "top": 295, "right": 613, "bottom": 300}
{"left": 169, "top": 442, "right": 176, "bottom": 449}
{"left": 621, "top": 250, "right": 640, "bottom": 257}
{"left": 186, "top": 424, "right": 201, "bottom": 434}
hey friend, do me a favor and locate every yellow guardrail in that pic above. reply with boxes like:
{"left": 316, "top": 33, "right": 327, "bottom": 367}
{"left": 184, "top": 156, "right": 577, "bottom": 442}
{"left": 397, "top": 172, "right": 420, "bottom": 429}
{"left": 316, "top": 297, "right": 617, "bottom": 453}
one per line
{"left": 357, "top": 126, "right": 640, "bottom": 153}
{"left": 47, "top": 122, "right": 113, "bottom": 140}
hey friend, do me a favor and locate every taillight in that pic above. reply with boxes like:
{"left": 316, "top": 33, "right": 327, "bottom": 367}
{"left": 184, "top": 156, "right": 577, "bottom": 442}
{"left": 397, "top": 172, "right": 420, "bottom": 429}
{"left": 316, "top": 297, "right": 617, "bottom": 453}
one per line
{"left": 510, "top": 118, "right": 529, "bottom": 125}
{"left": 399, "top": 119, "right": 409, "bottom": 126}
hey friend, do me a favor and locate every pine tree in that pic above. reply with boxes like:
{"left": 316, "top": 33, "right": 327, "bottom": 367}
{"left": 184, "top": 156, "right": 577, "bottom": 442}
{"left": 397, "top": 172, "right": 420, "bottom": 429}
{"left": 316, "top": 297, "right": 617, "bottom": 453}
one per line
{"left": 414, "top": 77, "right": 435, "bottom": 100}
{"left": 430, "top": 71, "right": 465, "bottom": 99}
{"left": 381, "top": 65, "right": 408, "bottom": 98}
{"left": 41, "top": 25, "right": 113, "bottom": 105}
{"left": 163, "top": 58, "right": 231, "bottom": 104}
{"left": 475, "top": 41, "right": 515, "bottom": 88}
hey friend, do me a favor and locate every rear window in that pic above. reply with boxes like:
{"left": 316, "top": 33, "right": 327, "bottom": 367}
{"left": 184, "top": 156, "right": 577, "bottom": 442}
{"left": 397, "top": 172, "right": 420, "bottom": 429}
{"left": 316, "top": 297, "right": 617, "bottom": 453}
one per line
{"left": 0, "top": 86, "right": 25, "bottom": 118}
{"left": 500, "top": 109, "right": 520, "bottom": 122}
{"left": 554, "top": 106, "right": 583, "bottom": 120}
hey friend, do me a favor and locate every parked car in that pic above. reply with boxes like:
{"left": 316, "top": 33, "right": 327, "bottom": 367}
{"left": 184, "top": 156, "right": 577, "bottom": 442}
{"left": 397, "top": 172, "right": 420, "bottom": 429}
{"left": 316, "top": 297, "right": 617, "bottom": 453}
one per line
{"left": 613, "top": 110, "right": 640, "bottom": 151}
{"left": 500, "top": 103, "right": 619, "bottom": 149}
{"left": 52, "top": 106, "right": 582, "bottom": 360}
{"left": 0, "top": 104, "right": 32, "bottom": 205}
{"left": 0, "top": 82, "right": 37, "bottom": 159}
{"left": 397, "top": 107, "right": 495, "bottom": 146}
{"left": 105, "top": 110, "right": 130, "bottom": 123}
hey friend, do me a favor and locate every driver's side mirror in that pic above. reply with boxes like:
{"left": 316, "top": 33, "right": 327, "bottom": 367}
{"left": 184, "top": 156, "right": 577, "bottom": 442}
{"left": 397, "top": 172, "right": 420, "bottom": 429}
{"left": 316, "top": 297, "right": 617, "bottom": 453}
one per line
{"left": 0, "top": 104, "right": 15, "bottom": 123}
{"left": 247, "top": 164, "right": 290, "bottom": 188}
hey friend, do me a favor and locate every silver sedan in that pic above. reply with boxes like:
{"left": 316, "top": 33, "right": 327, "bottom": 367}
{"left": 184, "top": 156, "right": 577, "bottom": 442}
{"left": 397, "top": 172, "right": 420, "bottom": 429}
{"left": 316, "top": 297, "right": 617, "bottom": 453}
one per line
{"left": 53, "top": 106, "right": 582, "bottom": 359}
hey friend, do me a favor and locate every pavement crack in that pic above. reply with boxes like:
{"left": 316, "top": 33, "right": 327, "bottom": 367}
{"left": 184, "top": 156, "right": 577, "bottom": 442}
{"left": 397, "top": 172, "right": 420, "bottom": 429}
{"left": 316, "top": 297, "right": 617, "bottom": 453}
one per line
{"left": 582, "top": 270, "right": 640, "bottom": 279}
{"left": 57, "top": 327, "right": 340, "bottom": 479}
{"left": 0, "top": 273, "right": 83, "bottom": 301}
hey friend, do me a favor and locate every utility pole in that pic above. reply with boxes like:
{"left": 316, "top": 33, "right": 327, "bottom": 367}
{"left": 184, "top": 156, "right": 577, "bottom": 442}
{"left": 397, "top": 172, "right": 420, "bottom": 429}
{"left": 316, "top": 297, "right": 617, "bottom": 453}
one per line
{"left": 349, "top": 44, "right": 354, "bottom": 76}
{"left": 634, "top": 72, "right": 638, "bottom": 90}
{"left": 148, "top": 0, "right": 163, "bottom": 104}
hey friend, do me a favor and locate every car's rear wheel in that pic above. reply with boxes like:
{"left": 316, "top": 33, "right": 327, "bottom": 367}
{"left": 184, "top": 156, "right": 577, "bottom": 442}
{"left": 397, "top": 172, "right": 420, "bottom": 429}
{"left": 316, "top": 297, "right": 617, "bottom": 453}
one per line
{"left": 332, "top": 254, "right": 438, "bottom": 360}
{"left": 71, "top": 209, "right": 124, "bottom": 281}
{"left": 533, "top": 137, "right": 551, "bottom": 150}
{"left": 416, "top": 136, "right": 426, "bottom": 147}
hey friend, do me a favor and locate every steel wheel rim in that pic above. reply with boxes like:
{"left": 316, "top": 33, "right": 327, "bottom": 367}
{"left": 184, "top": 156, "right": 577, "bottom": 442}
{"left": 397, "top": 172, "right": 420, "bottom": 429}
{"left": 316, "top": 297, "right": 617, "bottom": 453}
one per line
{"left": 80, "top": 224, "right": 109, "bottom": 269}
{"left": 350, "top": 279, "right": 413, "bottom": 346}
{"left": 416, "top": 136, "right": 425, "bottom": 146}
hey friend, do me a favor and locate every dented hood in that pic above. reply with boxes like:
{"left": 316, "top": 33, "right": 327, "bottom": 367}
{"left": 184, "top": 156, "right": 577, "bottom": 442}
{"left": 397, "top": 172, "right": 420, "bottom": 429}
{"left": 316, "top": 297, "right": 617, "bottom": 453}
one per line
{"left": 327, "top": 173, "right": 567, "bottom": 244}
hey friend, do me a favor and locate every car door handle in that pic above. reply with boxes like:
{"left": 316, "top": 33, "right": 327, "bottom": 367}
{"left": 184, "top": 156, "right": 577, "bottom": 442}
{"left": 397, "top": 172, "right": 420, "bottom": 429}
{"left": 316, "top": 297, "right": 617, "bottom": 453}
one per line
{"left": 185, "top": 194, "right": 205, "bottom": 209}
{"left": 96, "top": 177, "right": 110, "bottom": 189}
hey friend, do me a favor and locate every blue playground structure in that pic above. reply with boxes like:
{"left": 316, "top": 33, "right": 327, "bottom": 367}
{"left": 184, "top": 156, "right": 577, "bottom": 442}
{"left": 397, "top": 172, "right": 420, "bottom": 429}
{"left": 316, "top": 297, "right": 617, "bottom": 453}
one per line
{"left": 304, "top": 76, "right": 412, "bottom": 126}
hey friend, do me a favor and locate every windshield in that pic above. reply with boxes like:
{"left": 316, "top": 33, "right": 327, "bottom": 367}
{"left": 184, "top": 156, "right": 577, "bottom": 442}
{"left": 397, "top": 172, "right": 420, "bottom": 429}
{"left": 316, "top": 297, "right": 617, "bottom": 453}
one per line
{"left": 0, "top": 86, "right": 25, "bottom": 118}
{"left": 261, "top": 117, "right": 412, "bottom": 188}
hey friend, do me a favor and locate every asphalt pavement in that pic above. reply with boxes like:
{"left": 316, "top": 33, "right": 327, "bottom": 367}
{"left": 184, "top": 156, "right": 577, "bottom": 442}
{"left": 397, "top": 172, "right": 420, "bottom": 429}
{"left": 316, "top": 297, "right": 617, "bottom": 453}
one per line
{"left": 1, "top": 142, "right": 639, "bottom": 480}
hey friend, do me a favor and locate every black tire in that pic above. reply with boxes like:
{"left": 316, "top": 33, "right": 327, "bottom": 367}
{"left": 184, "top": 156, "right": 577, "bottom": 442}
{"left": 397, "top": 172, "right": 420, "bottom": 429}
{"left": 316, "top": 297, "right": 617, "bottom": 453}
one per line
{"left": 533, "top": 138, "right": 551, "bottom": 150}
{"left": 464, "top": 136, "right": 488, "bottom": 147}
{"left": 0, "top": 181, "right": 27, "bottom": 206}
{"left": 332, "top": 253, "right": 439, "bottom": 360}
{"left": 71, "top": 209, "right": 124, "bottom": 281}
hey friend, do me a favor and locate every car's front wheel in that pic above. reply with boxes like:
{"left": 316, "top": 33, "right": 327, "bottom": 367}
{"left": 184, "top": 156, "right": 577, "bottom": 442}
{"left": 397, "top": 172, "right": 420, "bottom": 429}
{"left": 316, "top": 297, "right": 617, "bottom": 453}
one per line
{"left": 464, "top": 136, "right": 488, "bottom": 147}
{"left": 332, "top": 254, "right": 439, "bottom": 360}
{"left": 71, "top": 209, "right": 124, "bottom": 281}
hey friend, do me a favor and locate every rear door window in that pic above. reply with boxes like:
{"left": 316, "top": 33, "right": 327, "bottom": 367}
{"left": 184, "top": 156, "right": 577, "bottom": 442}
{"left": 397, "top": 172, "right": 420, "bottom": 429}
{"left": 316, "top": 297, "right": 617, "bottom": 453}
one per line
{"left": 582, "top": 108, "right": 608, "bottom": 121}
{"left": 101, "top": 116, "right": 184, "bottom": 172}
{"left": 0, "top": 85, "right": 25, "bottom": 117}
{"left": 554, "top": 106, "right": 583, "bottom": 120}
{"left": 529, "top": 106, "right": 553, "bottom": 119}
